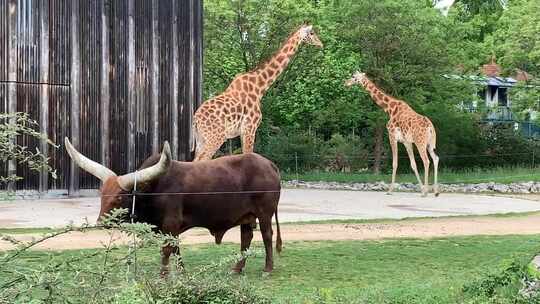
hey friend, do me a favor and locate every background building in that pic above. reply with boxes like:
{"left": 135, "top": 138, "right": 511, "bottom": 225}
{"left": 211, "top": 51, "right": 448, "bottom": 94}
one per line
{"left": 0, "top": 0, "right": 203, "bottom": 195}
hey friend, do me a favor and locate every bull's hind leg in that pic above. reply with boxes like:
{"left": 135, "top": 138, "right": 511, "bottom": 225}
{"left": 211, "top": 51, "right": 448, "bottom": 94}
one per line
{"left": 232, "top": 224, "right": 254, "bottom": 273}
{"left": 258, "top": 217, "right": 274, "bottom": 272}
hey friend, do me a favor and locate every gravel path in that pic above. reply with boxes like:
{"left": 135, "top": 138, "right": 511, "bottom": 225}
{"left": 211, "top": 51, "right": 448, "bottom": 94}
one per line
{"left": 1, "top": 189, "right": 540, "bottom": 228}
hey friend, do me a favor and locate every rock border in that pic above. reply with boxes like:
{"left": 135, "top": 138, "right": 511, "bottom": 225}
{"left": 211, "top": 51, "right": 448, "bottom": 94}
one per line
{"left": 283, "top": 180, "right": 540, "bottom": 194}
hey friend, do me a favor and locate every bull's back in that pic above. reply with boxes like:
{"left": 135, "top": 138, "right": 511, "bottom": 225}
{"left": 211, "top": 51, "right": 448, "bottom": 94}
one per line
{"left": 139, "top": 153, "right": 280, "bottom": 228}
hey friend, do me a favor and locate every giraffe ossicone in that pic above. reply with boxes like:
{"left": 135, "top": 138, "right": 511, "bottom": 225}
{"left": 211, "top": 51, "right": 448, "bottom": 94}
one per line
{"left": 346, "top": 70, "right": 440, "bottom": 197}
{"left": 193, "top": 24, "right": 323, "bottom": 161}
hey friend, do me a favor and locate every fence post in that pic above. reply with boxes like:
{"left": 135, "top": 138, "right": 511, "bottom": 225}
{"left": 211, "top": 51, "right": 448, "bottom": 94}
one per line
{"left": 295, "top": 152, "right": 299, "bottom": 181}
{"left": 150, "top": 0, "right": 160, "bottom": 155}
{"left": 101, "top": 1, "right": 111, "bottom": 171}
{"left": 533, "top": 150, "right": 536, "bottom": 168}
{"left": 171, "top": 0, "right": 179, "bottom": 160}
{"left": 39, "top": 0, "right": 50, "bottom": 194}
{"left": 127, "top": 0, "right": 136, "bottom": 171}
{"left": 7, "top": 0, "right": 17, "bottom": 193}
{"left": 69, "top": 0, "right": 81, "bottom": 196}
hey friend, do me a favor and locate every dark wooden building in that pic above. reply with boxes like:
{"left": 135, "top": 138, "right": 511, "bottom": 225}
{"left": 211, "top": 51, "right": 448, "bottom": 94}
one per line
{"left": 0, "top": 0, "right": 203, "bottom": 196}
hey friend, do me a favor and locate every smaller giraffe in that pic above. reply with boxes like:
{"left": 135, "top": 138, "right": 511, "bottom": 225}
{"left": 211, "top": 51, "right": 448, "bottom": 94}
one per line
{"left": 346, "top": 71, "right": 440, "bottom": 197}
{"left": 193, "top": 24, "right": 323, "bottom": 161}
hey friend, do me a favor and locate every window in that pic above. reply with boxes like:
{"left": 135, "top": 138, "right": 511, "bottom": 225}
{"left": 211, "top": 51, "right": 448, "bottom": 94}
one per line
{"left": 488, "top": 85, "right": 497, "bottom": 102}
{"left": 498, "top": 88, "right": 508, "bottom": 106}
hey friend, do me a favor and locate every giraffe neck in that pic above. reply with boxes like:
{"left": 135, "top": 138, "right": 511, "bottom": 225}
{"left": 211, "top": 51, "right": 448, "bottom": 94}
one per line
{"left": 254, "top": 31, "right": 302, "bottom": 94}
{"left": 361, "top": 78, "right": 392, "bottom": 113}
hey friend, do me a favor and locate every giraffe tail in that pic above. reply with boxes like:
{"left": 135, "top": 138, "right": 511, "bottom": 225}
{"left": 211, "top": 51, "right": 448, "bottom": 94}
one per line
{"left": 428, "top": 126, "right": 437, "bottom": 151}
{"left": 191, "top": 123, "right": 196, "bottom": 153}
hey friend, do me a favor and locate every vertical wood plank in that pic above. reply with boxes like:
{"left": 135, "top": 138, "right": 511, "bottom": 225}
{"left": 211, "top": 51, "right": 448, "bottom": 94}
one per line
{"left": 39, "top": 0, "right": 50, "bottom": 193}
{"left": 127, "top": 0, "right": 136, "bottom": 171}
{"left": 195, "top": 0, "right": 203, "bottom": 110}
{"left": 69, "top": 0, "right": 80, "bottom": 195}
{"left": 7, "top": 0, "right": 17, "bottom": 192}
{"left": 101, "top": 0, "right": 110, "bottom": 172}
{"left": 171, "top": 0, "right": 179, "bottom": 159}
{"left": 151, "top": 0, "right": 159, "bottom": 154}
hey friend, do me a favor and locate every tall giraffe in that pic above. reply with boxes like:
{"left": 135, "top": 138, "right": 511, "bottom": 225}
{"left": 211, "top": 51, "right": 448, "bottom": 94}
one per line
{"left": 193, "top": 24, "right": 323, "bottom": 161}
{"left": 346, "top": 71, "right": 440, "bottom": 197}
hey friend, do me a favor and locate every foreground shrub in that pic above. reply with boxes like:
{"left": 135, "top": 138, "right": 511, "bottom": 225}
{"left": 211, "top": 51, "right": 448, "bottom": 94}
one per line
{"left": 0, "top": 209, "right": 269, "bottom": 304}
{"left": 0, "top": 112, "right": 57, "bottom": 194}
{"left": 113, "top": 275, "right": 270, "bottom": 304}
{"left": 462, "top": 258, "right": 540, "bottom": 304}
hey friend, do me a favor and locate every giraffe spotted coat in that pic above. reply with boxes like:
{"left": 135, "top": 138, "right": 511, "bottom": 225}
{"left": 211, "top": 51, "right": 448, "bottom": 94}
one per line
{"left": 193, "top": 24, "right": 323, "bottom": 161}
{"left": 346, "top": 71, "right": 440, "bottom": 197}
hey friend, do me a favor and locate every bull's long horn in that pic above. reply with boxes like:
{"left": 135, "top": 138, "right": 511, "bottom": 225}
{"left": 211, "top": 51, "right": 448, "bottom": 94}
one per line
{"left": 117, "top": 141, "right": 171, "bottom": 191}
{"left": 64, "top": 137, "right": 117, "bottom": 181}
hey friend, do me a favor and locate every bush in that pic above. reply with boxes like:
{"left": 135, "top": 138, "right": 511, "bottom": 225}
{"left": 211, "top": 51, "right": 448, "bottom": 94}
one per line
{"left": 0, "top": 112, "right": 57, "bottom": 189}
{"left": 320, "top": 134, "right": 369, "bottom": 172}
{"left": 0, "top": 209, "right": 269, "bottom": 304}
{"left": 120, "top": 275, "right": 270, "bottom": 304}
{"left": 476, "top": 123, "right": 540, "bottom": 168}
{"left": 462, "top": 258, "right": 540, "bottom": 304}
{"left": 260, "top": 129, "right": 324, "bottom": 173}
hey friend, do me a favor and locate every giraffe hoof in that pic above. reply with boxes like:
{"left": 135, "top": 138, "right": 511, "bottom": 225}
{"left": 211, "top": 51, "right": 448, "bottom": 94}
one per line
{"left": 435, "top": 192, "right": 440, "bottom": 197}
{"left": 386, "top": 192, "right": 393, "bottom": 196}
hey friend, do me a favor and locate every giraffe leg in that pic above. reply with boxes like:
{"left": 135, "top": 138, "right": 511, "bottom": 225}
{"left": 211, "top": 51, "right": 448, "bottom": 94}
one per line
{"left": 193, "top": 140, "right": 206, "bottom": 161}
{"left": 241, "top": 120, "right": 261, "bottom": 154}
{"left": 416, "top": 143, "right": 430, "bottom": 197}
{"left": 403, "top": 142, "right": 424, "bottom": 196}
{"left": 387, "top": 136, "right": 398, "bottom": 195}
{"left": 428, "top": 145, "right": 440, "bottom": 196}
{"left": 194, "top": 136, "right": 226, "bottom": 161}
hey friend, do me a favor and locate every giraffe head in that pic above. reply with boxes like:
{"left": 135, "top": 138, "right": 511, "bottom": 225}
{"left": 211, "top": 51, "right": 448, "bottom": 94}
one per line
{"left": 298, "top": 24, "right": 323, "bottom": 48}
{"left": 345, "top": 70, "right": 367, "bottom": 87}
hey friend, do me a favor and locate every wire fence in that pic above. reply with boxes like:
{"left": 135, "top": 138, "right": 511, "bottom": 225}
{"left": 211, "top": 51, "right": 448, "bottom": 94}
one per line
{"left": 255, "top": 151, "right": 539, "bottom": 173}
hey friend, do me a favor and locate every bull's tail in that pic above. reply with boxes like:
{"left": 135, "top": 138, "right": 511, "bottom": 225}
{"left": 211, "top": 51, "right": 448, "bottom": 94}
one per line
{"left": 275, "top": 209, "right": 282, "bottom": 254}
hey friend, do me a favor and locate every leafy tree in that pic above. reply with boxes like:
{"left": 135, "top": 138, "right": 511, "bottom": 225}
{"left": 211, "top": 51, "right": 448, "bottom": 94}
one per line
{"left": 488, "top": 0, "right": 540, "bottom": 75}
{"left": 338, "top": 0, "right": 477, "bottom": 172}
{"left": 202, "top": 0, "right": 536, "bottom": 172}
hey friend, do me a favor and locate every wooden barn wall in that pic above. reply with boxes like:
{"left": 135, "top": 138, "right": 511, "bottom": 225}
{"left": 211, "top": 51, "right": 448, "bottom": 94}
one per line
{"left": 47, "top": 0, "right": 72, "bottom": 191}
{"left": 158, "top": 0, "right": 173, "bottom": 157}
{"left": 15, "top": 0, "right": 41, "bottom": 191}
{"left": 79, "top": 0, "right": 102, "bottom": 188}
{"left": 133, "top": 0, "right": 153, "bottom": 170}
{"left": 0, "top": 1, "right": 8, "bottom": 190}
{"left": 0, "top": 0, "right": 203, "bottom": 195}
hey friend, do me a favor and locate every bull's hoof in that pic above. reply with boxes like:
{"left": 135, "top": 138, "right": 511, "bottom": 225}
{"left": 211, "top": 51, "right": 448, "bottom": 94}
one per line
{"left": 160, "top": 269, "right": 170, "bottom": 279}
{"left": 231, "top": 267, "right": 243, "bottom": 274}
{"left": 263, "top": 267, "right": 273, "bottom": 273}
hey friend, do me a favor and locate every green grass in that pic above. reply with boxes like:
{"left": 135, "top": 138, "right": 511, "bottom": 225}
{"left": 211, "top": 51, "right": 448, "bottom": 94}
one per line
{"left": 284, "top": 210, "right": 540, "bottom": 225}
{"left": 6, "top": 235, "right": 540, "bottom": 303}
{"left": 282, "top": 166, "right": 540, "bottom": 185}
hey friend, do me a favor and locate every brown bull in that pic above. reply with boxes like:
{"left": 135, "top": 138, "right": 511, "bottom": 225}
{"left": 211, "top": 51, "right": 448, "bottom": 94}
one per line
{"left": 64, "top": 137, "right": 282, "bottom": 274}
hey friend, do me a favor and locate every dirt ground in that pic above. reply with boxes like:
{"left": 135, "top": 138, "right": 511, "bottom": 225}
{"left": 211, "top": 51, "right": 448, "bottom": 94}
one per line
{"left": 1, "top": 191, "right": 539, "bottom": 251}
{"left": 2, "top": 213, "right": 540, "bottom": 251}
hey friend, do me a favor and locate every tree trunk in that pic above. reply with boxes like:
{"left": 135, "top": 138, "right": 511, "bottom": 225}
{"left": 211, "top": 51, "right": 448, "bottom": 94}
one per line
{"left": 373, "top": 126, "right": 384, "bottom": 174}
